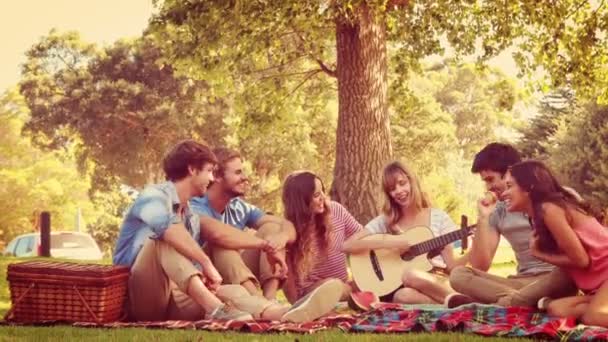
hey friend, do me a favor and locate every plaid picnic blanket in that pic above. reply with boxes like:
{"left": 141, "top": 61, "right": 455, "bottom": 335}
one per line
{"left": 0, "top": 304, "right": 358, "bottom": 334}
{"left": 0, "top": 313, "right": 357, "bottom": 334}
{"left": 4, "top": 303, "right": 608, "bottom": 339}
{"left": 349, "top": 303, "right": 608, "bottom": 341}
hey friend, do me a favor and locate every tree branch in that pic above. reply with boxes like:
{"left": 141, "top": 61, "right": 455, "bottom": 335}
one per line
{"left": 315, "top": 59, "right": 337, "bottom": 78}
{"left": 291, "top": 26, "right": 337, "bottom": 78}
{"left": 566, "top": 0, "right": 590, "bottom": 19}
{"left": 52, "top": 51, "right": 79, "bottom": 74}
{"left": 258, "top": 69, "right": 324, "bottom": 80}
{"left": 282, "top": 69, "right": 323, "bottom": 100}
{"left": 244, "top": 54, "right": 308, "bottom": 75}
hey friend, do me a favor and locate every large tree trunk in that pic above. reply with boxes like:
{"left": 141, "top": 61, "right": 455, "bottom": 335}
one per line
{"left": 331, "top": 5, "right": 392, "bottom": 223}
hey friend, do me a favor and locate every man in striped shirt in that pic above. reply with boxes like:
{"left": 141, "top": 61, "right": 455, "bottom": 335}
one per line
{"left": 190, "top": 147, "right": 296, "bottom": 300}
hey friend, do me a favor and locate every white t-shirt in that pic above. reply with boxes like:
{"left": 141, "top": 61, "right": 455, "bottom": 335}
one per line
{"left": 365, "top": 208, "right": 457, "bottom": 268}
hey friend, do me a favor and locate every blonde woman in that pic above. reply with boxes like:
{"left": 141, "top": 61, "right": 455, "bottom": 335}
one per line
{"left": 344, "top": 161, "right": 468, "bottom": 304}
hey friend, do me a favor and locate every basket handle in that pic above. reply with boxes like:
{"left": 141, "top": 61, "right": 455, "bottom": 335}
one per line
{"left": 3, "top": 283, "right": 35, "bottom": 321}
{"left": 73, "top": 285, "right": 100, "bottom": 323}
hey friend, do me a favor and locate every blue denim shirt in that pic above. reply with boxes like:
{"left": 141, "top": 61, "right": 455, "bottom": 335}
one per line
{"left": 190, "top": 195, "right": 264, "bottom": 243}
{"left": 113, "top": 181, "right": 200, "bottom": 268}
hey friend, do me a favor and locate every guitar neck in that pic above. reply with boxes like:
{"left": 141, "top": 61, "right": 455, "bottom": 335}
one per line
{"left": 405, "top": 228, "right": 469, "bottom": 257}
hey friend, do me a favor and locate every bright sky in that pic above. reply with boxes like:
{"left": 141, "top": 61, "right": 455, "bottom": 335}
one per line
{"left": 0, "top": 1, "right": 522, "bottom": 95}
{"left": 0, "top": 0, "right": 154, "bottom": 93}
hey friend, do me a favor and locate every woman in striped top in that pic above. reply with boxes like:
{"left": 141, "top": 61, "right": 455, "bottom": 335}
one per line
{"left": 281, "top": 171, "right": 368, "bottom": 303}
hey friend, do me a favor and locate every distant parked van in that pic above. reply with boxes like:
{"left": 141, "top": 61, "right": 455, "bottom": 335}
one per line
{"left": 2, "top": 231, "right": 103, "bottom": 261}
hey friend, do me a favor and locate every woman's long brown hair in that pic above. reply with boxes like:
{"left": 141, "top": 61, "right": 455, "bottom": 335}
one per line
{"left": 509, "top": 160, "right": 592, "bottom": 253}
{"left": 382, "top": 161, "right": 430, "bottom": 234}
{"left": 282, "top": 171, "right": 332, "bottom": 282}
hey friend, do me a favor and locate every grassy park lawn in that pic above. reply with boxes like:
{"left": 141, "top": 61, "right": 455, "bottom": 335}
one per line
{"left": 0, "top": 254, "right": 526, "bottom": 341}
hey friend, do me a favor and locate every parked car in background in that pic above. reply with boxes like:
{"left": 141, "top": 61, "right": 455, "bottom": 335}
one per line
{"left": 2, "top": 231, "right": 103, "bottom": 261}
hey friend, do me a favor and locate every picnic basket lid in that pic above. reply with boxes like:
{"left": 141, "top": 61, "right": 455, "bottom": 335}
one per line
{"left": 7, "top": 260, "right": 130, "bottom": 286}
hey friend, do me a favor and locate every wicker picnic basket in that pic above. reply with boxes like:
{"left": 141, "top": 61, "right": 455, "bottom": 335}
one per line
{"left": 4, "top": 260, "right": 130, "bottom": 323}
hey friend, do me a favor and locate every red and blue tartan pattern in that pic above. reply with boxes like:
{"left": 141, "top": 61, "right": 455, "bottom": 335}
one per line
{"left": 4, "top": 303, "right": 608, "bottom": 340}
{"left": 349, "top": 303, "right": 608, "bottom": 341}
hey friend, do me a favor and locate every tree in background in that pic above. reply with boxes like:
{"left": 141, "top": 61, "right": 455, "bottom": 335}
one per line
{"left": 433, "top": 64, "right": 523, "bottom": 157}
{"left": 0, "top": 88, "right": 102, "bottom": 245}
{"left": 549, "top": 104, "right": 608, "bottom": 211}
{"left": 520, "top": 101, "right": 608, "bottom": 214}
{"left": 19, "top": 31, "right": 226, "bottom": 193}
{"left": 15, "top": 31, "right": 527, "bottom": 230}
{"left": 18, "top": 30, "right": 338, "bottom": 217}
{"left": 149, "top": 0, "right": 607, "bottom": 222}
{"left": 518, "top": 88, "right": 576, "bottom": 158}
{"left": 390, "top": 62, "right": 522, "bottom": 220}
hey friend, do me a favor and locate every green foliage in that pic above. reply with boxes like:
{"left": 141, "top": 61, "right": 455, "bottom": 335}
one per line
{"left": 0, "top": 89, "right": 100, "bottom": 244}
{"left": 518, "top": 89, "right": 608, "bottom": 214}
{"left": 390, "top": 92, "right": 456, "bottom": 171}
{"left": 390, "top": 63, "right": 522, "bottom": 221}
{"left": 518, "top": 88, "right": 576, "bottom": 158}
{"left": 433, "top": 65, "right": 523, "bottom": 157}
{"left": 148, "top": 0, "right": 597, "bottom": 220}
{"left": 88, "top": 189, "right": 134, "bottom": 254}
{"left": 19, "top": 31, "right": 225, "bottom": 192}
{"left": 17, "top": 29, "right": 337, "bottom": 216}
{"left": 545, "top": 104, "right": 608, "bottom": 212}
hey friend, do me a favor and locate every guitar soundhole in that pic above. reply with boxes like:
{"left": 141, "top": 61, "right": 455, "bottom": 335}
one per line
{"left": 369, "top": 250, "right": 384, "bottom": 281}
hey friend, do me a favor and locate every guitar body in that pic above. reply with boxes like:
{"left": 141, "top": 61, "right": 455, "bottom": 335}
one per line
{"left": 349, "top": 226, "right": 435, "bottom": 297}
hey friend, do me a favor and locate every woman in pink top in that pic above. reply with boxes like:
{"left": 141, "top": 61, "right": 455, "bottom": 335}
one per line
{"left": 504, "top": 160, "right": 608, "bottom": 327}
{"left": 281, "top": 171, "right": 367, "bottom": 303}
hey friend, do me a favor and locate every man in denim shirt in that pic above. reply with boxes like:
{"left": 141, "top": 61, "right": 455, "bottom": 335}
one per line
{"left": 113, "top": 140, "right": 342, "bottom": 323}
{"left": 191, "top": 147, "right": 296, "bottom": 300}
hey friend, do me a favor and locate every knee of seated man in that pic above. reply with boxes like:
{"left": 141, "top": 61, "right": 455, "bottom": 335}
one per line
{"left": 211, "top": 246, "right": 243, "bottom": 262}
{"left": 255, "top": 223, "right": 281, "bottom": 238}
{"left": 448, "top": 266, "right": 472, "bottom": 289}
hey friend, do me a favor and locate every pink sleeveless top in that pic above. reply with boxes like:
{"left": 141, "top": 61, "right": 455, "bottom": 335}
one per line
{"left": 566, "top": 217, "right": 608, "bottom": 293}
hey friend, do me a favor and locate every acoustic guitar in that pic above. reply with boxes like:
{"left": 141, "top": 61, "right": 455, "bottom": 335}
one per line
{"left": 349, "top": 218, "right": 475, "bottom": 297}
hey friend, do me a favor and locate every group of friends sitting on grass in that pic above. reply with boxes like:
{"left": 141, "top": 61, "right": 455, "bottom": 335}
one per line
{"left": 112, "top": 141, "right": 608, "bottom": 327}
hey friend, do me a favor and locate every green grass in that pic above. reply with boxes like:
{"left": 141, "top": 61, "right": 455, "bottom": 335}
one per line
{"left": 0, "top": 256, "right": 528, "bottom": 341}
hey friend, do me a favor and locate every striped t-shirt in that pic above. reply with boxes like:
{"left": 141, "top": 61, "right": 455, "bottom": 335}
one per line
{"left": 295, "top": 201, "right": 363, "bottom": 298}
{"left": 189, "top": 195, "right": 264, "bottom": 246}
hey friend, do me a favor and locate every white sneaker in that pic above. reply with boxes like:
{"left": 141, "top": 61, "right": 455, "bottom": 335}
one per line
{"left": 281, "top": 279, "right": 343, "bottom": 323}
{"left": 206, "top": 304, "right": 253, "bottom": 321}
{"left": 537, "top": 297, "right": 552, "bottom": 311}
{"left": 444, "top": 293, "right": 475, "bottom": 308}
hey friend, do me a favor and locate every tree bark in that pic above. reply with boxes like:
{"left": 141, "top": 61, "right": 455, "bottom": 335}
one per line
{"left": 331, "top": 5, "right": 392, "bottom": 223}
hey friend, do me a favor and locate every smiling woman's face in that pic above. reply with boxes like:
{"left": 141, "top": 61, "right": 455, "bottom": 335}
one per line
{"left": 310, "top": 177, "right": 326, "bottom": 214}
{"left": 502, "top": 171, "right": 530, "bottom": 212}
{"left": 388, "top": 171, "right": 412, "bottom": 208}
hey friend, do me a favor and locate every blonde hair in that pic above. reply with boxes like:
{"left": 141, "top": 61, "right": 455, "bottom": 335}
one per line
{"left": 381, "top": 161, "right": 430, "bottom": 234}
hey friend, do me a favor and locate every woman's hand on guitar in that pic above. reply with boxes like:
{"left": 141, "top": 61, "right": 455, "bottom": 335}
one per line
{"left": 394, "top": 239, "right": 410, "bottom": 253}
